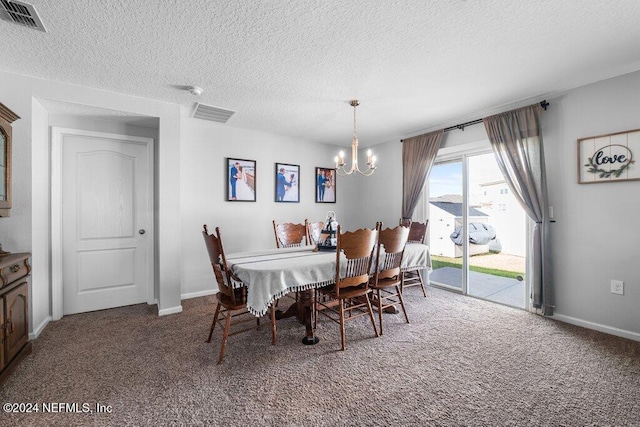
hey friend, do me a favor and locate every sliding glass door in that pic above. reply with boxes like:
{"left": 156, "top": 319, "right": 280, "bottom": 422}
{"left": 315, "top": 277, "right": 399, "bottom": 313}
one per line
{"left": 428, "top": 160, "right": 464, "bottom": 291}
{"left": 428, "top": 151, "right": 527, "bottom": 309}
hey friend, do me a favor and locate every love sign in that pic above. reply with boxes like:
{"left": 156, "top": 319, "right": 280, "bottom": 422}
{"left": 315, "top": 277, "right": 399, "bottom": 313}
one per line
{"left": 578, "top": 129, "right": 640, "bottom": 183}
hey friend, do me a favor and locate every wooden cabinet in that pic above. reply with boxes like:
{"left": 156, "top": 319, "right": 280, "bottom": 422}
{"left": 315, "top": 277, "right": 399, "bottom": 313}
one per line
{"left": 0, "top": 102, "right": 20, "bottom": 217}
{"left": 0, "top": 253, "right": 31, "bottom": 385}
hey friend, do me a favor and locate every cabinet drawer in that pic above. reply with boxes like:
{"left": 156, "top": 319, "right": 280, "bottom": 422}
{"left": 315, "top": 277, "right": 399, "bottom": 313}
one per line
{"left": 0, "top": 254, "right": 31, "bottom": 288}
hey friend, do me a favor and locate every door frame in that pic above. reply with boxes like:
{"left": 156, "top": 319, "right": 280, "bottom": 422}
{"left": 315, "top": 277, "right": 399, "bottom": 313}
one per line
{"left": 51, "top": 127, "right": 155, "bottom": 320}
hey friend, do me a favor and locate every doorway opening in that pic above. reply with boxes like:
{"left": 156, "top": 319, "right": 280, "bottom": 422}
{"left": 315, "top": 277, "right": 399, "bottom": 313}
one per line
{"left": 427, "top": 151, "right": 527, "bottom": 309}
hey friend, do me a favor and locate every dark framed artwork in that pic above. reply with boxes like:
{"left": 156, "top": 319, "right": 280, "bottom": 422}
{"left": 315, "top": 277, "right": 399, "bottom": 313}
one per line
{"left": 315, "top": 167, "right": 336, "bottom": 203}
{"left": 275, "top": 163, "right": 299, "bottom": 203}
{"left": 226, "top": 158, "right": 256, "bottom": 202}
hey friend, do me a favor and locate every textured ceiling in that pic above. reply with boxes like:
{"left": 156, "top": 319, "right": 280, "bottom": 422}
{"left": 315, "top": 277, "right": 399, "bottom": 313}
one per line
{"left": 3, "top": 0, "right": 640, "bottom": 146}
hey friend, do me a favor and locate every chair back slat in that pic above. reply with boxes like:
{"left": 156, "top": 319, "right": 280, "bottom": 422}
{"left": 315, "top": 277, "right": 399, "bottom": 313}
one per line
{"left": 202, "top": 225, "right": 237, "bottom": 303}
{"left": 273, "top": 220, "right": 309, "bottom": 248}
{"left": 378, "top": 252, "right": 403, "bottom": 279}
{"left": 335, "top": 226, "right": 378, "bottom": 296}
{"left": 342, "top": 256, "right": 371, "bottom": 287}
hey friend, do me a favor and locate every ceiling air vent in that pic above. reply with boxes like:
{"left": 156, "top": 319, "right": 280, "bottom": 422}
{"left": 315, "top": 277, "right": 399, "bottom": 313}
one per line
{"left": 192, "top": 103, "right": 235, "bottom": 124}
{"left": 0, "top": 0, "right": 47, "bottom": 32}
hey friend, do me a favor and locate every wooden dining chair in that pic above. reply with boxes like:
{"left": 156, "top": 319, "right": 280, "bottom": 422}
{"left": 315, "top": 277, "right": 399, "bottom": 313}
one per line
{"left": 203, "top": 225, "right": 276, "bottom": 364}
{"left": 273, "top": 220, "right": 309, "bottom": 248}
{"left": 314, "top": 225, "right": 379, "bottom": 350}
{"left": 306, "top": 219, "right": 325, "bottom": 245}
{"left": 401, "top": 220, "right": 429, "bottom": 297}
{"left": 273, "top": 219, "right": 309, "bottom": 304}
{"left": 370, "top": 224, "right": 410, "bottom": 335}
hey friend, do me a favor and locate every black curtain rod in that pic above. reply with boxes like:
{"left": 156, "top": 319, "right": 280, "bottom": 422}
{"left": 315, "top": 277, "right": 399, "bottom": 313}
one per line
{"left": 443, "top": 100, "right": 549, "bottom": 132}
{"left": 402, "top": 100, "right": 549, "bottom": 140}
{"left": 443, "top": 118, "right": 483, "bottom": 133}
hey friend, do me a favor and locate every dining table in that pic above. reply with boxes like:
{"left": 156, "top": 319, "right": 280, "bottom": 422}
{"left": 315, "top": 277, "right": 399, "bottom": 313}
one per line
{"left": 225, "top": 243, "right": 431, "bottom": 344}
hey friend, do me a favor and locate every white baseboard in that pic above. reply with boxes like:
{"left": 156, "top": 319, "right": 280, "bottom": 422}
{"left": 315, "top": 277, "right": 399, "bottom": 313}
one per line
{"left": 181, "top": 289, "right": 215, "bottom": 300}
{"left": 553, "top": 314, "right": 640, "bottom": 342}
{"left": 157, "top": 305, "right": 183, "bottom": 316}
{"left": 29, "top": 315, "right": 52, "bottom": 340}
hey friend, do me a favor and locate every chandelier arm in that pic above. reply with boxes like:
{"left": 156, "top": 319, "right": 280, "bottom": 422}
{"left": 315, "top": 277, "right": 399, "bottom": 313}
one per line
{"left": 358, "top": 167, "right": 376, "bottom": 176}
{"left": 336, "top": 164, "right": 376, "bottom": 176}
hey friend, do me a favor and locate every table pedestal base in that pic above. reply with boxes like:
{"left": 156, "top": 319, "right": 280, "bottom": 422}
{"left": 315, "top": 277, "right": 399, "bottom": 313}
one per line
{"left": 275, "top": 289, "right": 320, "bottom": 345}
{"left": 302, "top": 336, "right": 320, "bottom": 345}
{"left": 368, "top": 295, "right": 399, "bottom": 314}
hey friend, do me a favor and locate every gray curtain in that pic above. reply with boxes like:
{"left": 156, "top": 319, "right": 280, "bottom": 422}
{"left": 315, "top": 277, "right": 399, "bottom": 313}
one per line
{"left": 401, "top": 130, "right": 444, "bottom": 221}
{"left": 483, "top": 104, "right": 553, "bottom": 315}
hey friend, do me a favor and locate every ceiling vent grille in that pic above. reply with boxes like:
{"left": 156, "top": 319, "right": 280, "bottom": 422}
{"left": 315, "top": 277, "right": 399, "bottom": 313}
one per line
{"left": 192, "top": 103, "right": 235, "bottom": 124}
{"left": 0, "top": 0, "right": 47, "bottom": 32}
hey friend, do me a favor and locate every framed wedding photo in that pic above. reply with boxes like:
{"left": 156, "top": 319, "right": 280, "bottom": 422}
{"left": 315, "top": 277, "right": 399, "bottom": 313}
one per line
{"left": 315, "top": 167, "right": 336, "bottom": 203}
{"left": 227, "top": 158, "right": 256, "bottom": 202}
{"left": 275, "top": 163, "right": 300, "bottom": 203}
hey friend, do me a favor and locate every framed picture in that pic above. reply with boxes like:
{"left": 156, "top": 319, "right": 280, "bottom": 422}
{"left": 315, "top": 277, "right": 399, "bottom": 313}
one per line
{"left": 577, "top": 129, "right": 640, "bottom": 184}
{"left": 275, "top": 163, "right": 299, "bottom": 202}
{"left": 315, "top": 167, "right": 336, "bottom": 203}
{"left": 227, "top": 158, "right": 256, "bottom": 201}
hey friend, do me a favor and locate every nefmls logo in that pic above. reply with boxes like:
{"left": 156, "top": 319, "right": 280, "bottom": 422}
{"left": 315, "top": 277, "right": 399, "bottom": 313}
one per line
{"left": 585, "top": 144, "right": 634, "bottom": 178}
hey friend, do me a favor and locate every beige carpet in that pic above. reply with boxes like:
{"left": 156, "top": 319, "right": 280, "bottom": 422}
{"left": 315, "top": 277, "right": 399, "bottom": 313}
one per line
{"left": 2, "top": 287, "right": 639, "bottom": 426}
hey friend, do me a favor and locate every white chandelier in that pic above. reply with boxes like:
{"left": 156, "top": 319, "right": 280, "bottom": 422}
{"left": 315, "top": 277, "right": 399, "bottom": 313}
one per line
{"left": 334, "top": 100, "right": 376, "bottom": 176}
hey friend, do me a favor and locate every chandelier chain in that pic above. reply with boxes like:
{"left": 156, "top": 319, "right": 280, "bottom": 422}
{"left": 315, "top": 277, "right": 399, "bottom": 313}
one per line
{"left": 353, "top": 101, "right": 357, "bottom": 138}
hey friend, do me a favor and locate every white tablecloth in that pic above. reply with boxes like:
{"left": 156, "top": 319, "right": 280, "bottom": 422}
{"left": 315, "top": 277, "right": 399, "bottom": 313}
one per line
{"left": 226, "top": 243, "right": 430, "bottom": 316}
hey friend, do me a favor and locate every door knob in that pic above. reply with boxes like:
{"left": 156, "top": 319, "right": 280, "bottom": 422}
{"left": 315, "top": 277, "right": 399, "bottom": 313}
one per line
{"left": 139, "top": 229, "right": 146, "bottom": 235}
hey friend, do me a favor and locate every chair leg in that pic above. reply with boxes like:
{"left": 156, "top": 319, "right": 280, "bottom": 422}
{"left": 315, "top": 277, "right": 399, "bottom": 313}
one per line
{"left": 270, "top": 305, "right": 277, "bottom": 345}
{"left": 396, "top": 285, "right": 410, "bottom": 324}
{"left": 217, "top": 309, "right": 232, "bottom": 365}
{"left": 207, "top": 302, "right": 222, "bottom": 343}
{"left": 339, "top": 299, "right": 346, "bottom": 351}
{"left": 418, "top": 270, "right": 427, "bottom": 297}
{"left": 376, "top": 289, "right": 384, "bottom": 336}
{"left": 365, "top": 294, "right": 379, "bottom": 338}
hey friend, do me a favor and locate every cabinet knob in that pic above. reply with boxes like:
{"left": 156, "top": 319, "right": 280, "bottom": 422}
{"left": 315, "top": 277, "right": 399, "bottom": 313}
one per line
{"left": 139, "top": 229, "right": 146, "bottom": 235}
{"left": 10, "top": 264, "right": 20, "bottom": 273}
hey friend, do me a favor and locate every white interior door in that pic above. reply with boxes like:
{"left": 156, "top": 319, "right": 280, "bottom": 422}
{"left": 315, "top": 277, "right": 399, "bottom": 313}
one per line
{"left": 54, "top": 128, "right": 153, "bottom": 315}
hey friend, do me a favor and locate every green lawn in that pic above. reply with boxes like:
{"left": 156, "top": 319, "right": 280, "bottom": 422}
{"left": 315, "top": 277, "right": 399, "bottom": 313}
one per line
{"left": 431, "top": 256, "right": 524, "bottom": 280}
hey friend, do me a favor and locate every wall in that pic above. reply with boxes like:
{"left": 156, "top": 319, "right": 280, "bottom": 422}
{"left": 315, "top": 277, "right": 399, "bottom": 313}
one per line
{"left": 0, "top": 70, "right": 183, "bottom": 334}
{"left": 340, "top": 138, "right": 403, "bottom": 229}
{"left": 357, "top": 70, "right": 640, "bottom": 340}
{"left": 546, "top": 71, "right": 640, "bottom": 338}
{"left": 179, "top": 117, "right": 347, "bottom": 298}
